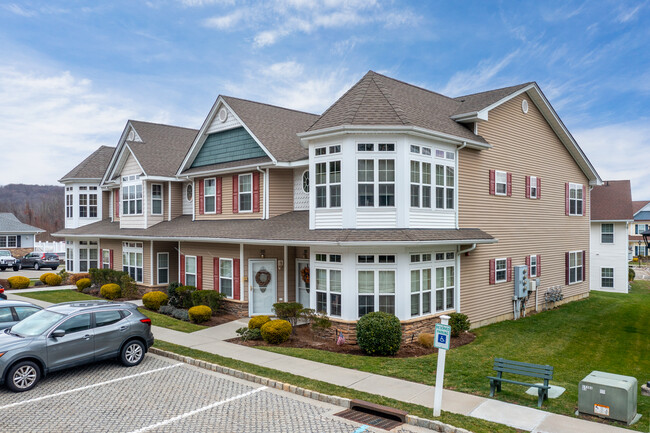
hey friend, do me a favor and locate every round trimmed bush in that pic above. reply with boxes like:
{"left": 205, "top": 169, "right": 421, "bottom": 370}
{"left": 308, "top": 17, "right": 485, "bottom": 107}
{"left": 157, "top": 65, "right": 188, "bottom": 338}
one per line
{"left": 449, "top": 312, "right": 470, "bottom": 337}
{"left": 260, "top": 319, "right": 292, "bottom": 344}
{"left": 142, "top": 291, "right": 169, "bottom": 311}
{"left": 44, "top": 274, "right": 62, "bottom": 286}
{"left": 100, "top": 283, "right": 121, "bottom": 300}
{"left": 69, "top": 273, "right": 91, "bottom": 285}
{"left": 356, "top": 311, "right": 402, "bottom": 356}
{"left": 76, "top": 278, "right": 92, "bottom": 292}
{"left": 629, "top": 267, "right": 636, "bottom": 282}
{"left": 7, "top": 276, "right": 30, "bottom": 290}
{"left": 188, "top": 305, "right": 212, "bottom": 323}
{"left": 248, "top": 315, "right": 271, "bottom": 329}
{"left": 39, "top": 273, "right": 56, "bottom": 284}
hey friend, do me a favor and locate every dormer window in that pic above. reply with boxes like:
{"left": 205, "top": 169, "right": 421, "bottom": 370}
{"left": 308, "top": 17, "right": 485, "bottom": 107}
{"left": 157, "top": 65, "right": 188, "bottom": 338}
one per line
{"left": 79, "top": 186, "right": 98, "bottom": 218}
{"left": 122, "top": 175, "right": 142, "bottom": 215}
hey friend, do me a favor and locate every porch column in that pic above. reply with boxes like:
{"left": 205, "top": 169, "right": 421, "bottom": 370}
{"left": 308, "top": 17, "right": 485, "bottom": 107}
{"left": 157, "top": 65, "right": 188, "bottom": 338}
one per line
{"left": 283, "top": 245, "right": 288, "bottom": 302}
{"left": 239, "top": 243, "right": 245, "bottom": 300}
{"left": 150, "top": 241, "right": 154, "bottom": 285}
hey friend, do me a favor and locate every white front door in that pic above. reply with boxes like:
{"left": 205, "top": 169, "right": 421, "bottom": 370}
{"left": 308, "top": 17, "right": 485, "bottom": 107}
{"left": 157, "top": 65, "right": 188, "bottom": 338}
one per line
{"left": 182, "top": 182, "right": 193, "bottom": 215}
{"left": 249, "top": 259, "right": 277, "bottom": 315}
{"left": 296, "top": 259, "right": 310, "bottom": 308}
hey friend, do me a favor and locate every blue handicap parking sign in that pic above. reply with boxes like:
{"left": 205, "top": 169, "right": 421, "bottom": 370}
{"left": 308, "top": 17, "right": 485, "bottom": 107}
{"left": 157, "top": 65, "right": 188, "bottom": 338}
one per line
{"left": 438, "top": 334, "right": 446, "bottom": 344}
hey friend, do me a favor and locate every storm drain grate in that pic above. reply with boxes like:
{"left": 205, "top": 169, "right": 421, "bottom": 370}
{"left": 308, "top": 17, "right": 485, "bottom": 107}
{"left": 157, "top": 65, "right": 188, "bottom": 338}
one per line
{"left": 335, "top": 399, "right": 407, "bottom": 431}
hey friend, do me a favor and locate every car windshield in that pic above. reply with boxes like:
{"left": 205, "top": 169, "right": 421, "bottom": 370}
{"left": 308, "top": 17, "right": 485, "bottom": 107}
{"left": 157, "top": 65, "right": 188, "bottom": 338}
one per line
{"left": 0, "top": 251, "right": 10, "bottom": 257}
{"left": 11, "top": 309, "right": 65, "bottom": 337}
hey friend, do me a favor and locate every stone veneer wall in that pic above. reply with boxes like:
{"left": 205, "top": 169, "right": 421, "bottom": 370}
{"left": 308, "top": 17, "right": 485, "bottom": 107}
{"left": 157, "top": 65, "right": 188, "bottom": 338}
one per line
{"left": 221, "top": 299, "right": 249, "bottom": 318}
{"left": 320, "top": 315, "right": 444, "bottom": 345}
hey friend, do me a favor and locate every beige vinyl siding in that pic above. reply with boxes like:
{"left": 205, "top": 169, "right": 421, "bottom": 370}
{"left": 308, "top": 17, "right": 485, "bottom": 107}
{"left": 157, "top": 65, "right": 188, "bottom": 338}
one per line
{"left": 143, "top": 241, "right": 151, "bottom": 285}
{"left": 99, "top": 239, "right": 122, "bottom": 270}
{"left": 146, "top": 181, "right": 165, "bottom": 227}
{"left": 180, "top": 242, "right": 240, "bottom": 294}
{"left": 102, "top": 191, "right": 110, "bottom": 219}
{"left": 111, "top": 188, "right": 120, "bottom": 222}
{"left": 459, "top": 93, "right": 590, "bottom": 326}
{"left": 268, "top": 169, "right": 294, "bottom": 217}
{"left": 194, "top": 172, "right": 265, "bottom": 220}
{"left": 121, "top": 152, "right": 142, "bottom": 176}
{"left": 170, "top": 182, "right": 183, "bottom": 220}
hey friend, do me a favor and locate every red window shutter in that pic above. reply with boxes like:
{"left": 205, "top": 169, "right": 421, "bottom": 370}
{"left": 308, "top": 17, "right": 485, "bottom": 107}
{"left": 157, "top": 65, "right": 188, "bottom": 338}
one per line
{"left": 253, "top": 171, "right": 260, "bottom": 213}
{"left": 489, "top": 170, "right": 495, "bottom": 195}
{"left": 197, "top": 256, "right": 203, "bottom": 290}
{"left": 565, "top": 183, "right": 570, "bottom": 215}
{"left": 216, "top": 177, "right": 222, "bottom": 214}
{"left": 109, "top": 249, "right": 114, "bottom": 269}
{"left": 489, "top": 259, "right": 495, "bottom": 285}
{"left": 199, "top": 179, "right": 205, "bottom": 215}
{"left": 232, "top": 175, "right": 239, "bottom": 213}
{"left": 180, "top": 254, "right": 186, "bottom": 285}
{"left": 507, "top": 257, "right": 512, "bottom": 282}
{"left": 213, "top": 257, "right": 219, "bottom": 291}
{"left": 581, "top": 185, "right": 585, "bottom": 216}
{"left": 507, "top": 173, "right": 512, "bottom": 197}
{"left": 233, "top": 258, "right": 240, "bottom": 300}
{"left": 525, "top": 255, "right": 530, "bottom": 275}
{"left": 525, "top": 176, "right": 530, "bottom": 198}
{"left": 537, "top": 177, "right": 541, "bottom": 199}
{"left": 565, "top": 252, "right": 569, "bottom": 285}
{"left": 114, "top": 190, "right": 120, "bottom": 218}
{"left": 537, "top": 254, "right": 542, "bottom": 277}
{"left": 582, "top": 250, "right": 586, "bottom": 281}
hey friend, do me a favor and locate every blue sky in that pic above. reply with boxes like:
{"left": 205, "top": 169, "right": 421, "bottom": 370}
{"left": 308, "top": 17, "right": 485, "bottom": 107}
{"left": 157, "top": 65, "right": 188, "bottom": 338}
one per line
{"left": 1, "top": 0, "right": 649, "bottom": 198}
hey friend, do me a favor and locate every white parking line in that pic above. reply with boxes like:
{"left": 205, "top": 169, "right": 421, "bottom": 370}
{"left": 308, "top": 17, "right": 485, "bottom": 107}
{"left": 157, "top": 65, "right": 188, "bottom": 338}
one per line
{"left": 0, "top": 363, "right": 183, "bottom": 410}
{"left": 127, "top": 386, "right": 268, "bottom": 433}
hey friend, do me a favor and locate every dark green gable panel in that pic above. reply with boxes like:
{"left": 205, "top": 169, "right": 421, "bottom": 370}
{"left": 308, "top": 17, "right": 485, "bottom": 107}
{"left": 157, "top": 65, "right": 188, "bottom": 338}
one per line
{"left": 191, "top": 127, "right": 267, "bottom": 168}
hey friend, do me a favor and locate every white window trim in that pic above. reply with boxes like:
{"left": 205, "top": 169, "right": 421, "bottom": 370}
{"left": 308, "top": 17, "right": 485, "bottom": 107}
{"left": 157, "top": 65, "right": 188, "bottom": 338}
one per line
{"left": 495, "top": 170, "right": 508, "bottom": 196}
{"left": 410, "top": 159, "right": 432, "bottom": 209}
{"left": 600, "top": 267, "right": 614, "bottom": 289}
{"left": 434, "top": 265, "right": 455, "bottom": 313}
{"left": 315, "top": 266, "right": 342, "bottom": 317}
{"left": 102, "top": 249, "right": 111, "bottom": 269}
{"left": 357, "top": 157, "right": 396, "bottom": 208}
{"left": 530, "top": 254, "right": 538, "bottom": 278}
{"left": 601, "top": 223, "right": 614, "bottom": 244}
{"left": 121, "top": 176, "right": 143, "bottom": 216}
{"left": 530, "top": 176, "right": 538, "bottom": 199}
{"left": 66, "top": 191, "right": 74, "bottom": 219}
{"left": 356, "top": 265, "right": 397, "bottom": 318}
{"left": 410, "top": 263, "right": 433, "bottom": 317}
{"left": 568, "top": 250, "right": 583, "bottom": 284}
{"left": 495, "top": 258, "right": 508, "bottom": 283}
{"left": 185, "top": 255, "right": 197, "bottom": 287}
{"left": 151, "top": 183, "right": 163, "bottom": 216}
{"left": 203, "top": 178, "right": 216, "bottom": 214}
{"left": 568, "top": 183, "right": 584, "bottom": 216}
{"left": 435, "top": 163, "right": 454, "bottom": 209}
{"left": 157, "top": 252, "right": 169, "bottom": 285}
{"left": 122, "top": 242, "right": 143, "bottom": 283}
{"left": 219, "top": 258, "right": 234, "bottom": 299}
{"left": 238, "top": 174, "right": 253, "bottom": 213}
{"left": 315, "top": 160, "right": 341, "bottom": 209}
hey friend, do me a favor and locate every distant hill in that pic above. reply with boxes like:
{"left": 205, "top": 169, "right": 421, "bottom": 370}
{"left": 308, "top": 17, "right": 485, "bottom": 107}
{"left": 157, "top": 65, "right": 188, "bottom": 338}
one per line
{"left": 0, "top": 184, "right": 64, "bottom": 241}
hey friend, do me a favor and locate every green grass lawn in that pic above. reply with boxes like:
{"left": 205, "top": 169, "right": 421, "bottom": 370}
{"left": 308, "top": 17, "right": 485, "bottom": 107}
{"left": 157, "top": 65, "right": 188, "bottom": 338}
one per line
{"left": 138, "top": 309, "right": 206, "bottom": 333}
{"left": 260, "top": 281, "right": 650, "bottom": 431}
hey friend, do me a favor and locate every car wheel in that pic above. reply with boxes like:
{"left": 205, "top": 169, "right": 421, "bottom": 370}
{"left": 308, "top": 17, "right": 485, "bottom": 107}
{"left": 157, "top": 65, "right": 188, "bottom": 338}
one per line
{"left": 51, "top": 266, "right": 58, "bottom": 271}
{"left": 120, "top": 340, "right": 145, "bottom": 367}
{"left": 12, "top": 265, "right": 20, "bottom": 271}
{"left": 34, "top": 263, "right": 40, "bottom": 270}
{"left": 0, "top": 267, "right": 5, "bottom": 271}
{"left": 6, "top": 361, "right": 41, "bottom": 392}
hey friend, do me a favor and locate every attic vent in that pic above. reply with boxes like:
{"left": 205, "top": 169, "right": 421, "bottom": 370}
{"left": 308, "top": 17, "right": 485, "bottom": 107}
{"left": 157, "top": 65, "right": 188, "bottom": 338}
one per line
{"left": 128, "top": 130, "right": 135, "bottom": 141}
{"left": 522, "top": 99, "right": 529, "bottom": 114}
{"left": 218, "top": 107, "right": 228, "bottom": 123}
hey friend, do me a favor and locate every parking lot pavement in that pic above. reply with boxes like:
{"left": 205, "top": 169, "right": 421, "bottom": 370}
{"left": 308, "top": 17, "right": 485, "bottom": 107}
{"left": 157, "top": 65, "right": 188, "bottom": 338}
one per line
{"left": 0, "top": 268, "right": 58, "bottom": 279}
{"left": 0, "top": 354, "right": 430, "bottom": 433}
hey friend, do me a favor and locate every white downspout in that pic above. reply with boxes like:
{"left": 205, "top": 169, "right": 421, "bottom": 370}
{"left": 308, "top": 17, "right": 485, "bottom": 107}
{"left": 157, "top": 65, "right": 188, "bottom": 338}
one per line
{"left": 456, "top": 243, "right": 476, "bottom": 314}
{"left": 256, "top": 166, "right": 268, "bottom": 220}
{"left": 455, "top": 142, "right": 467, "bottom": 230}
{"left": 168, "top": 181, "right": 172, "bottom": 221}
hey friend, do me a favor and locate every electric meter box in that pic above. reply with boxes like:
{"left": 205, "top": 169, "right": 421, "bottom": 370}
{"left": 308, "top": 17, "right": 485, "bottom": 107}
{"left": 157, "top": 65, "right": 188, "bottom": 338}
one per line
{"left": 578, "top": 371, "right": 638, "bottom": 424}
{"left": 513, "top": 265, "right": 528, "bottom": 298}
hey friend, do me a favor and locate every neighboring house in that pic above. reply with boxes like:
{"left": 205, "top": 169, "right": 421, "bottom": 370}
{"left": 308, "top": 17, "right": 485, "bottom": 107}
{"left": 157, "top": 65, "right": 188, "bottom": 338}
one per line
{"left": 589, "top": 181, "right": 633, "bottom": 293}
{"left": 55, "top": 71, "right": 600, "bottom": 337}
{"left": 0, "top": 213, "right": 45, "bottom": 250}
{"left": 630, "top": 200, "right": 650, "bottom": 258}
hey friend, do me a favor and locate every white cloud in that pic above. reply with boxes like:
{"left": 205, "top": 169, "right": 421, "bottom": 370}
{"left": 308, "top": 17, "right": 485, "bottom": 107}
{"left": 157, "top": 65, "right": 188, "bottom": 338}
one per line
{"left": 616, "top": 3, "right": 646, "bottom": 23}
{"left": 203, "top": 9, "right": 247, "bottom": 30}
{"left": 180, "top": 0, "right": 235, "bottom": 6}
{"left": 3, "top": 3, "right": 36, "bottom": 17}
{"left": 574, "top": 122, "right": 650, "bottom": 199}
{"left": 440, "top": 50, "right": 520, "bottom": 96}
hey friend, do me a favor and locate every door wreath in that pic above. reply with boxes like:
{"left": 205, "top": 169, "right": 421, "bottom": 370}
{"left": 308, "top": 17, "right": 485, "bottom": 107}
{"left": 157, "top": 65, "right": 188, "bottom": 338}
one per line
{"left": 255, "top": 267, "right": 272, "bottom": 292}
{"left": 300, "top": 265, "right": 310, "bottom": 292}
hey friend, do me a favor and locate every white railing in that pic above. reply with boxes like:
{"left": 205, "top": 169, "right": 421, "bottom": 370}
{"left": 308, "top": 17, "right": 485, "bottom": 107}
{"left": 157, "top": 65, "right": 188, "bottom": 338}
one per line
{"left": 34, "top": 241, "right": 66, "bottom": 254}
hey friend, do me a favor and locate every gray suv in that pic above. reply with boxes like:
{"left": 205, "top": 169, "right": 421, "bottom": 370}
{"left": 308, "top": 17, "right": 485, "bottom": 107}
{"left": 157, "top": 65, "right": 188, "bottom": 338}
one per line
{"left": 0, "top": 301, "right": 154, "bottom": 392}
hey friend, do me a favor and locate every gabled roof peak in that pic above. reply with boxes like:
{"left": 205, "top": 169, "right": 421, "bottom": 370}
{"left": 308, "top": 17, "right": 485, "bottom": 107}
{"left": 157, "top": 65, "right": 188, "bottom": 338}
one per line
{"left": 221, "top": 95, "right": 318, "bottom": 117}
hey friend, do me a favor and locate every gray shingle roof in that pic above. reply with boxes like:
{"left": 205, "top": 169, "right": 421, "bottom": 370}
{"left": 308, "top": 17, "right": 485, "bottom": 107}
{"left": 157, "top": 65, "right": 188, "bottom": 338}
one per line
{"left": 54, "top": 212, "right": 494, "bottom": 245}
{"left": 182, "top": 156, "right": 273, "bottom": 176}
{"left": 0, "top": 213, "right": 45, "bottom": 234}
{"left": 60, "top": 146, "right": 115, "bottom": 181}
{"left": 222, "top": 96, "right": 320, "bottom": 162}
{"left": 452, "top": 83, "right": 533, "bottom": 116}
{"left": 127, "top": 121, "right": 199, "bottom": 177}
{"left": 307, "top": 71, "right": 488, "bottom": 144}
{"left": 633, "top": 200, "right": 650, "bottom": 215}
{"left": 590, "top": 180, "right": 633, "bottom": 221}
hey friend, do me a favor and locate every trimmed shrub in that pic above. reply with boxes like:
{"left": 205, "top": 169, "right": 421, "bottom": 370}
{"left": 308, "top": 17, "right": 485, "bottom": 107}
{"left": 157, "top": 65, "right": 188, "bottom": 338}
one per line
{"left": 629, "top": 267, "right": 636, "bottom": 282}
{"left": 236, "top": 327, "right": 262, "bottom": 341}
{"left": 356, "top": 312, "right": 402, "bottom": 356}
{"left": 142, "top": 291, "right": 169, "bottom": 311}
{"left": 7, "top": 276, "right": 30, "bottom": 289}
{"left": 191, "top": 290, "right": 225, "bottom": 313}
{"left": 172, "top": 309, "right": 189, "bottom": 321}
{"left": 311, "top": 313, "right": 332, "bottom": 331}
{"left": 76, "top": 278, "right": 92, "bottom": 292}
{"left": 44, "top": 274, "right": 62, "bottom": 286}
{"left": 159, "top": 305, "right": 175, "bottom": 315}
{"left": 417, "top": 333, "right": 434, "bottom": 348}
{"left": 260, "top": 319, "right": 292, "bottom": 344}
{"left": 248, "top": 315, "right": 271, "bottom": 329}
{"left": 272, "top": 302, "right": 304, "bottom": 328}
{"left": 89, "top": 268, "right": 128, "bottom": 287}
{"left": 169, "top": 285, "right": 196, "bottom": 309}
{"left": 57, "top": 269, "right": 70, "bottom": 284}
{"left": 449, "top": 313, "right": 471, "bottom": 337}
{"left": 39, "top": 273, "right": 56, "bottom": 284}
{"left": 100, "top": 283, "right": 121, "bottom": 300}
{"left": 69, "top": 273, "right": 91, "bottom": 285}
{"left": 120, "top": 274, "right": 138, "bottom": 299}
{"left": 188, "top": 305, "right": 212, "bottom": 323}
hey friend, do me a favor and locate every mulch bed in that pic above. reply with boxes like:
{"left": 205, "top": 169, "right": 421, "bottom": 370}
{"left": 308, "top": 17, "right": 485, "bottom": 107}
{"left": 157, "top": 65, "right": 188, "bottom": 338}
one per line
{"left": 228, "top": 324, "right": 476, "bottom": 358}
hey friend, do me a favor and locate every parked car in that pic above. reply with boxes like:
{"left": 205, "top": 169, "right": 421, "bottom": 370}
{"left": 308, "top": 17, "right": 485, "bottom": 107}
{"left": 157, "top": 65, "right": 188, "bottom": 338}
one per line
{"left": 0, "top": 301, "right": 154, "bottom": 392}
{"left": 0, "top": 301, "right": 42, "bottom": 330}
{"left": 16, "top": 252, "right": 60, "bottom": 271}
{"left": 0, "top": 285, "right": 6, "bottom": 300}
{"left": 0, "top": 250, "right": 20, "bottom": 272}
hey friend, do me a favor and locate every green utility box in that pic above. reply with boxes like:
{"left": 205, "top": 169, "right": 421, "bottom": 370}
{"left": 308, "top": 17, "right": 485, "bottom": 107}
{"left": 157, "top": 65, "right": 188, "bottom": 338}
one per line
{"left": 578, "top": 371, "right": 638, "bottom": 425}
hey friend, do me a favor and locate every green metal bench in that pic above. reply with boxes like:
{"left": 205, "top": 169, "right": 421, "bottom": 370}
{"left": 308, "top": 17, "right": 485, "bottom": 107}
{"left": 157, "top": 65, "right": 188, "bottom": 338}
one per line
{"left": 487, "top": 358, "right": 554, "bottom": 408}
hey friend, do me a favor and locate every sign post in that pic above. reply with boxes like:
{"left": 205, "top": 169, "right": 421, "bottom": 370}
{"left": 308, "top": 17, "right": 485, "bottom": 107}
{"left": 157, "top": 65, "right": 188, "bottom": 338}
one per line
{"left": 433, "top": 315, "right": 451, "bottom": 417}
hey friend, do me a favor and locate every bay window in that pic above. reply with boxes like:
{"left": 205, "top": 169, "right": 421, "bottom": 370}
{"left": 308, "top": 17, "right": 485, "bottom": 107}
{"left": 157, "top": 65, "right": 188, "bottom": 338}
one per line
{"left": 411, "top": 160, "right": 432, "bottom": 208}
{"left": 315, "top": 161, "right": 341, "bottom": 208}
{"left": 435, "top": 265, "right": 454, "bottom": 312}
{"left": 357, "top": 253, "right": 396, "bottom": 317}
{"left": 315, "top": 267, "right": 341, "bottom": 317}
{"left": 358, "top": 159, "right": 395, "bottom": 207}
{"left": 435, "top": 165, "right": 454, "bottom": 209}
{"left": 410, "top": 254, "right": 432, "bottom": 317}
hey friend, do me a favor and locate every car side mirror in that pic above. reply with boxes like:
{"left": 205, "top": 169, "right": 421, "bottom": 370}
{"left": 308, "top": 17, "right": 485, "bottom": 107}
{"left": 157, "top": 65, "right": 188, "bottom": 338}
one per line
{"left": 51, "top": 329, "right": 65, "bottom": 338}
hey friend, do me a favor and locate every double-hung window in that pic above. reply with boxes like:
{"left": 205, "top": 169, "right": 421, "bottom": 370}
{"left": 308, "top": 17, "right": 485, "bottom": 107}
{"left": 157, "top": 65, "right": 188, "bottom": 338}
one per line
{"left": 568, "top": 251, "right": 583, "bottom": 284}
{"left": 495, "top": 258, "right": 507, "bottom": 283}
{"left": 635, "top": 224, "right": 648, "bottom": 234}
{"left": 151, "top": 184, "right": 163, "bottom": 215}
{"left": 315, "top": 161, "right": 341, "bottom": 208}
{"left": 601, "top": 268, "right": 614, "bottom": 289}
{"left": 0, "top": 236, "right": 17, "bottom": 248}
{"left": 79, "top": 187, "right": 88, "bottom": 218}
{"left": 79, "top": 241, "right": 98, "bottom": 272}
{"left": 435, "top": 165, "right": 454, "bottom": 209}
{"left": 530, "top": 176, "right": 538, "bottom": 198}
{"left": 601, "top": 223, "right": 614, "bottom": 244}
{"left": 121, "top": 175, "right": 142, "bottom": 215}
{"left": 530, "top": 255, "right": 538, "bottom": 277}
{"left": 357, "top": 143, "right": 395, "bottom": 208}
{"left": 315, "top": 265, "right": 342, "bottom": 317}
{"left": 122, "top": 242, "right": 143, "bottom": 283}
{"left": 66, "top": 241, "right": 74, "bottom": 271}
{"left": 157, "top": 253, "right": 169, "bottom": 285}
{"left": 88, "top": 187, "right": 98, "bottom": 217}
{"left": 568, "top": 183, "right": 583, "bottom": 216}
{"left": 102, "top": 249, "right": 111, "bottom": 269}
{"left": 495, "top": 171, "right": 508, "bottom": 196}
{"left": 358, "top": 160, "right": 374, "bottom": 206}
{"left": 185, "top": 255, "right": 197, "bottom": 287}
{"left": 65, "top": 187, "right": 73, "bottom": 218}
{"left": 410, "top": 254, "right": 432, "bottom": 317}
{"left": 238, "top": 174, "right": 252, "bottom": 212}
{"left": 411, "top": 161, "right": 432, "bottom": 208}
{"left": 219, "top": 258, "right": 233, "bottom": 298}
{"left": 203, "top": 179, "right": 216, "bottom": 214}
{"left": 357, "top": 254, "right": 396, "bottom": 317}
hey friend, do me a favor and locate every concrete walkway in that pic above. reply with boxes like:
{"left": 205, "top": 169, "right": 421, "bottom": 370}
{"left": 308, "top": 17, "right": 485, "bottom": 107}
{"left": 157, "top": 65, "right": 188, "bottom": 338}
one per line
{"left": 7, "top": 292, "right": 634, "bottom": 433}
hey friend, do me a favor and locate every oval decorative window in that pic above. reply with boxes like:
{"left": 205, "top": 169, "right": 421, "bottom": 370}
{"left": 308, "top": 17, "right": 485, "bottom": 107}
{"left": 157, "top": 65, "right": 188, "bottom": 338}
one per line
{"left": 186, "top": 184, "right": 193, "bottom": 201}
{"left": 302, "top": 170, "right": 309, "bottom": 193}
{"left": 218, "top": 108, "right": 228, "bottom": 123}
{"left": 522, "top": 99, "right": 529, "bottom": 114}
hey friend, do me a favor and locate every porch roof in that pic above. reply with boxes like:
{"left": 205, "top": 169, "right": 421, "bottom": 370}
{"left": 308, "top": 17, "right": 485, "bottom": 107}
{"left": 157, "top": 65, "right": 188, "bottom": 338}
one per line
{"left": 53, "top": 212, "right": 496, "bottom": 246}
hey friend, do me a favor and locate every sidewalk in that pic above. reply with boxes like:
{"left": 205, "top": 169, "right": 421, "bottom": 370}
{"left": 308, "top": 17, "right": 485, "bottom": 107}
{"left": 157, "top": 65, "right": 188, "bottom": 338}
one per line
{"left": 7, "top": 292, "right": 633, "bottom": 433}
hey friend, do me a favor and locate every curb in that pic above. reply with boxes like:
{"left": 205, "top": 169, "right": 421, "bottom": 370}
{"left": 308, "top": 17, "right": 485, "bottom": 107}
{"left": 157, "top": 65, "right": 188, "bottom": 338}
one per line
{"left": 149, "top": 347, "right": 473, "bottom": 433}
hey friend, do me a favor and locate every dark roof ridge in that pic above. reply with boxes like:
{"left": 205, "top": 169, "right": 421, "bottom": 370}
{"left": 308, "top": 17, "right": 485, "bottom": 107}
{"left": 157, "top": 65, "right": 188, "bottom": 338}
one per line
{"left": 128, "top": 119, "right": 199, "bottom": 132}
{"left": 453, "top": 82, "right": 535, "bottom": 101}
{"left": 369, "top": 70, "right": 461, "bottom": 103}
{"left": 367, "top": 75, "right": 409, "bottom": 125}
{"left": 221, "top": 95, "right": 319, "bottom": 117}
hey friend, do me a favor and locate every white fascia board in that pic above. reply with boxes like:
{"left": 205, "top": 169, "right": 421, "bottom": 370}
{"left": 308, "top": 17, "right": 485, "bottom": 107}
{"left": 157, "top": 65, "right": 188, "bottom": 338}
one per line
{"left": 181, "top": 162, "right": 276, "bottom": 178}
{"left": 591, "top": 219, "right": 634, "bottom": 223}
{"left": 298, "top": 125, "right": 490, "bottom": 150}
{"left": 274, "top": 160, "right": 308, "bottom": 168}
{"left": 101, "top": 120, "right": 136, "bottom": 186}
{"left": 58, "top": 177, "right": 102, "bottom": 184}
{"left": 177, "top": 96, "right": 278, "bottom": 175}
{"left": 451, "top": 84, "right": 537, "bottom": 121}
{"left": 141, "top": 176, "right": 178, "bottom": 182}
{"left": 633, "top": 203, "right": 650, "bottom": 216}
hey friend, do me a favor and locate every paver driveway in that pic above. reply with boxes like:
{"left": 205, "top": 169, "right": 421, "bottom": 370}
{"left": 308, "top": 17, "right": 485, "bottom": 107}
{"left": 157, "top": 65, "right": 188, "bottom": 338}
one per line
{"left": 0, "top": 354, "right": 429, "bottom": 433}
